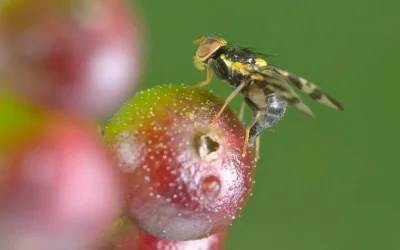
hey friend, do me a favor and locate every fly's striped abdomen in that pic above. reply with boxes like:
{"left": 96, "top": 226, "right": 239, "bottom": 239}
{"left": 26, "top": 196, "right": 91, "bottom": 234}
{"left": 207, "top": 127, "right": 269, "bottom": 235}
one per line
{"left": 247, "top": 94, "right": 287, "bottom": 146}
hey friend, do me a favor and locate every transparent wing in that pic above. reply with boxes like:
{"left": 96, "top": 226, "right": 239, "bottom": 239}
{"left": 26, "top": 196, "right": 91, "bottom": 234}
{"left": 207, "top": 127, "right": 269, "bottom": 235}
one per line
{"left": 269, "top": 65, "right": 344, "bottom": 111}
{"left": 256, "top": 69, "right": 314, "bottom": 118}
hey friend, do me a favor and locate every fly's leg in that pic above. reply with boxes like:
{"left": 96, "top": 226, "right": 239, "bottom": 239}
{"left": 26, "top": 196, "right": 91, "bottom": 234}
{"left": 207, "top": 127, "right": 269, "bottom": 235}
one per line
{"left": 255, "top": 136, "right": 260, "bottom": 161}
{"left": 247, "top": 117, "right": 264, "bottom": 160}
{"left": 193, "top": 60, "right": 214, "bottom": 88}
{"left": 242, "top": 111, "right": 261, "bottom": 157}
{"left": 211, "top": 80, "right": 247, "bottom": 124}
{"left": 238, "top": 98, "right": 246, "bottom": 122}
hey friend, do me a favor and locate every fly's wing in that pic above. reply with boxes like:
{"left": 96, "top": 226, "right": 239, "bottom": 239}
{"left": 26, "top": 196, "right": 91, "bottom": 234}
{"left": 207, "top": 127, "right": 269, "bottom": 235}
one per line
{"left": 269, "top": 65, "right": 344, "bottom": 111}
{"left": 256, "top": 69, "right": 314, "bottom": 118}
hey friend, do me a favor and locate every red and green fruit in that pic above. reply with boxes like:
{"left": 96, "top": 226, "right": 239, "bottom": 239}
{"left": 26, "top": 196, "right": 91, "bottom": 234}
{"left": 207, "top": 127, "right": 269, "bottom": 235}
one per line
{"left": 104, "top": 84, "right": 255, "bottom": 241}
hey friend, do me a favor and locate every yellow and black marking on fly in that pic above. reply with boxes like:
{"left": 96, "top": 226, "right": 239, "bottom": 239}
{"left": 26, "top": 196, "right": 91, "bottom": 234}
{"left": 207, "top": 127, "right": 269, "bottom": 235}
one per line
{"left": 192, "top": 36, "right": 344, "bottom": 160}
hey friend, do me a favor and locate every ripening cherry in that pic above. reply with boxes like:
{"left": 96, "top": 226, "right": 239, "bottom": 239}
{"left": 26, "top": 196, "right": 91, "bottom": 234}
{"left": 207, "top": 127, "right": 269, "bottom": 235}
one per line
{"left": 0, "top": 0, "right": 144, "bottom": 118}
{"left": 104, "top": 85, "right": 255, "bottom": 241}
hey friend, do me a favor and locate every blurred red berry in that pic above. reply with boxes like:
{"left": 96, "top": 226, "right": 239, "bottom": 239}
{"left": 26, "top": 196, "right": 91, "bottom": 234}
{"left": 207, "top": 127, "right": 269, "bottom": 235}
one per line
{"left": 0, "top": 0, "right": 144, "bottom": 118}
{"left": 0, "top": 115, "right": 123, "bottom": 250}
{"left": 0, "top": 91, "right": 47, "bottom": 151}
{"left": 104, "top": 85, "right": 255, "bottom": 241}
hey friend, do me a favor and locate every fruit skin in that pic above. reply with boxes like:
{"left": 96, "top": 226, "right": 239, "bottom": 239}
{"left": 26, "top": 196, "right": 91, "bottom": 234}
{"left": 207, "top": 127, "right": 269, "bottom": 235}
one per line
{"left": 0, "top": 0, "right": 144, "bottom": 118}
{"left": 0, "top": 114, "right": 123, "bottom": 250}
{"left": 104, "top": 84, "right": 255, "bottom": 241}
{"left": 108, "top": 222, "right": 228, "bottom": 250}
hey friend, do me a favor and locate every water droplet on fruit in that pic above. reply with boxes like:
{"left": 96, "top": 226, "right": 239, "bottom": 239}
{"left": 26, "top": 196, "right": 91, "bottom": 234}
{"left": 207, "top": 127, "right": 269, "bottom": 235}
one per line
{"left": 202, "top": 175, "right": 221, "bottom": 201}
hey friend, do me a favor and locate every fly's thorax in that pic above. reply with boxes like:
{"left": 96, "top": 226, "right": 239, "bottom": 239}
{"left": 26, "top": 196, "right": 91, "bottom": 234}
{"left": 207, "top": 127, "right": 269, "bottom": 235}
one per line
{"left": 210, "top": 56, "right": 230, "bottom": 81}
{"left": 210, "top": 55, "right": 246, "bottom": 89}
{"left": 223, "top": 46, "right": 257, "bottom": 64}
{"left": 220, "top": 54, "right": 252, "bottom": 76}
{"left": 215, "top": 54, "right": 255, "bottom": 89}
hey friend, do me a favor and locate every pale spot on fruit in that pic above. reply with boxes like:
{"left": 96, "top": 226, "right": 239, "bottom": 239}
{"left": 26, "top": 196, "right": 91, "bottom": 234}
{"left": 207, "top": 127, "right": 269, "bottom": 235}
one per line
{"left": 114, "top": 131, "right": 144, "bottom": 172}
{"left": 201, "top": 176, "right": 221, "bottom": 201}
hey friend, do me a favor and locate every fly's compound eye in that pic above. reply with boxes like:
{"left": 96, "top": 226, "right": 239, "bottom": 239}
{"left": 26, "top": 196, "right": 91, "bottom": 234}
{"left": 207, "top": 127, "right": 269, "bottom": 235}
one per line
{"left": 196, "top": 39, "right": 222, "bottom": 60}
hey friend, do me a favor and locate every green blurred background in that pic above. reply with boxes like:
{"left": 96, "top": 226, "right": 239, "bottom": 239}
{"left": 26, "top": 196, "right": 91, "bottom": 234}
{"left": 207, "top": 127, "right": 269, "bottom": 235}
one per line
{"left": 132, "top": 0, "right": 399, "bottom": 249}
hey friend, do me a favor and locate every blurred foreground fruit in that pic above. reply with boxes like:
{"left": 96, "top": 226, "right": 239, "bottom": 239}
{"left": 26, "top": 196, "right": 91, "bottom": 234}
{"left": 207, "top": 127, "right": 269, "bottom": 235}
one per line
{"left": 0, "top": 0, "right": 144, "bottom": 118}
{"left": 0, "top": 91, "right": 46, "bottom": 151}
{"left": 0, "top": 114, "right": 123, "bottom": 250}
{"left": 104, "top": 84, "right": 255, "bottom": 241}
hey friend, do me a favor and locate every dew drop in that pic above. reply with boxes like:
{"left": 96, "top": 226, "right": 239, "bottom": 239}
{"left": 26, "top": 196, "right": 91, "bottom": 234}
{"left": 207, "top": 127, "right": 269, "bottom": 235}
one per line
{"left": 201, "top": 175, "right": 221, "bottom": 201}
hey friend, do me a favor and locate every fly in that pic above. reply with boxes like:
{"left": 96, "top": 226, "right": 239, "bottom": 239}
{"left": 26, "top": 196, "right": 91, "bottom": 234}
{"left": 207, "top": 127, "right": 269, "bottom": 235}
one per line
{"left": 192, "top": 36, "right": 344, "bottom": 160}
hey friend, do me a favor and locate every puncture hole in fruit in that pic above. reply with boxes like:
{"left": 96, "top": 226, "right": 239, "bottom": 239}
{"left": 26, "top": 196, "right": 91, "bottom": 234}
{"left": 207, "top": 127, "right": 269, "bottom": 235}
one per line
{"left": 194, "top": 131, "right": 222, "bottom": 161}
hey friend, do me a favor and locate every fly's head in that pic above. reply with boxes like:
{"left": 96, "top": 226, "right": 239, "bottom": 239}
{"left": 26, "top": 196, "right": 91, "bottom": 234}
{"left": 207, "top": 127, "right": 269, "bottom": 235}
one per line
{"left": 193, "top": 36, "right": 227, "bottom": 71}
